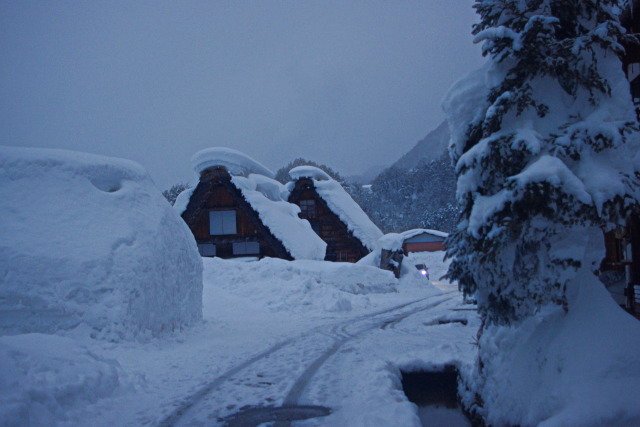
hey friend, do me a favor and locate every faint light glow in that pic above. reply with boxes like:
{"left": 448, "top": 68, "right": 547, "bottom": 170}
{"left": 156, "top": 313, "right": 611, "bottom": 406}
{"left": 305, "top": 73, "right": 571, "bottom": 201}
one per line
{"left": 420, "top": 269, "right": 427, "bottom": 276}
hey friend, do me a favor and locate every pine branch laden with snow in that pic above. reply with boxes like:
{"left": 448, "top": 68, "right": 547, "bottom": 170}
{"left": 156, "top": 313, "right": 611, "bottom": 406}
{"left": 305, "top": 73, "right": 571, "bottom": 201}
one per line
{"left": 444, "top": 0, "right": 640, "bottom": 325}
{"left": 443, "top": 1, "right": 640, "bottom": 424}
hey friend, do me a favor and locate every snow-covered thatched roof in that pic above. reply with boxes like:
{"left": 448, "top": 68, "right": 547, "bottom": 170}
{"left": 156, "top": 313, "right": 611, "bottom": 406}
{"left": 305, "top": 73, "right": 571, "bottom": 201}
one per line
{"left": 191, "top": 147, "right": 274, "bottom": 178}
{"left": 176, "top": 149, "right": 326, "bottom": 260}
{"left": 288, "top": 165, "right": 383, "bottom": 250}
{"left": 231, "top": 174, "right": 326, "bottom": 260}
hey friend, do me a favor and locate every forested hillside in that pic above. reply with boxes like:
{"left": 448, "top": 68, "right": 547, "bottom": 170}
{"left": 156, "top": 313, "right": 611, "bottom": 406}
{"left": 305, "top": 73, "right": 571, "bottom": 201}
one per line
{"left": 349, "top": 151, "right": 457, "bottom": 233}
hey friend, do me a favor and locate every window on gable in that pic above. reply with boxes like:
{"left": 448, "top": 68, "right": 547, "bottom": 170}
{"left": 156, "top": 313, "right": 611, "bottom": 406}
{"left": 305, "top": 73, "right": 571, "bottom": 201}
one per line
{"left": 197, "top": 243, "right": 216, "bottom": 257}
{"left": 233, "top": 241, "right": 260, "bottom": 255}
{"left": 299, "top": 199, "right": 316, "bottom": 218}
{"left": 210, "top": 210, "right": 237, "bottom": 235}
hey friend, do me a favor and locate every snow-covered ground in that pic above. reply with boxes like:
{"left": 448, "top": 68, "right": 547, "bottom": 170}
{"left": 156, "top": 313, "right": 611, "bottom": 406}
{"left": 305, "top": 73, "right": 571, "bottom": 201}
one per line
{"left": 1, "top": 250, "right": 479, "bottom": 426}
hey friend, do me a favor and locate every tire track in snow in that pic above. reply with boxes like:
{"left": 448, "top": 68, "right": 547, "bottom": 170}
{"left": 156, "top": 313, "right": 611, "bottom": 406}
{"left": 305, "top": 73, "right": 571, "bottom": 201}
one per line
{"left": 281, "top": 292, "right": 457, "bottom": 408}
{"left": 159, "top": 292, "right": 456, "bottom": 426}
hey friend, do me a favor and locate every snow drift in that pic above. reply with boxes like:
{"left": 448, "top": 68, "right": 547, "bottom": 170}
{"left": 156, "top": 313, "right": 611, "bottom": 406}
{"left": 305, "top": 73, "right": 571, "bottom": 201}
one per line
{"left": 463, "top": 268, "right": 640, "bottom": 426}
{"left": 0, "top": 146, "right": 203, "bottom": 340}
{"left": 203, "top": 257, "right": 397, "bottom": 314}
{"left": 0, "top": 333, "right": 125, "bottom": 425}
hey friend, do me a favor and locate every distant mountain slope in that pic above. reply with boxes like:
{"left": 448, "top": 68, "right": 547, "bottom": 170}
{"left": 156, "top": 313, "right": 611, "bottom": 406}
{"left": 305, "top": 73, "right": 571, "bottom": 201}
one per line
{"left": 347, "top": 120, "right": 458, "bottom": 233}
{"left": 391, "top": 120, "right": 450, "bottom": 170}
{"left": 345, "top": 164, "right": 388, "bottom": 185}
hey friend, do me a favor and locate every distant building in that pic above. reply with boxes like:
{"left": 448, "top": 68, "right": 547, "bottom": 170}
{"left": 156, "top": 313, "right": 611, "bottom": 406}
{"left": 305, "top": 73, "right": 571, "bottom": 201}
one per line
{"left": 376, "top": 229, "right": 449, "bottom": 278}
{"left": 401, "top": 229, "right": 448, "bottom": 254}
{"left": 600, "top": 4, "right": 640, "bottom": 315}
{"left": 176, "top": 148, "right": 326, "bottom": 261}
{"left": 287, "top": 166, "right": 383, "bottom": 262}
{"left": 621, "top": 0, "right": 640, "bottom": 119}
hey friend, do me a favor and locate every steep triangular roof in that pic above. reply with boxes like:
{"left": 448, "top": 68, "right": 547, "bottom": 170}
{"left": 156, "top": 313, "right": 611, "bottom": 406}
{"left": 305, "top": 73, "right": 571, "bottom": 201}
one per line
{"left": 176, "top": 149, "right": 326, "bottom": 260}
{"left": 287, "top": 166, "right": 383, "bottom": 251}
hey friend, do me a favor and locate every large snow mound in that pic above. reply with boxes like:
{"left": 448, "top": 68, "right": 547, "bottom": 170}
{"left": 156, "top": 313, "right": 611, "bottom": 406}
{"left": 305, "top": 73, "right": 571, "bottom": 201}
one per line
{"left": 232, "top": 175, "right": 326, "bottom": 260}
{"left": 0, "top": 333, "right": 126, "bottom": 425}
{"left": 466, "top": 269, "right": 640, "bottom": 426}
{"left": 0, "top": 146, "right": 203, "bottom": 340}
{"left": 191, "top": 147, "right": 274, "bottom": 178}
{"left": 288, "top": 166, "right": 383, "bottom": 250}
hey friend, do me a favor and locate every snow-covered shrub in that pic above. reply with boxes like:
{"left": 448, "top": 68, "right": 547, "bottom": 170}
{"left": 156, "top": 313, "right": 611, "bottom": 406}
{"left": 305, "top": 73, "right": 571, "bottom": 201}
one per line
{"left": 443, "top": 0, "right": 640, "bottom": 424}
{"left": 0, "top": 147, "right": 203, "bottom": 340}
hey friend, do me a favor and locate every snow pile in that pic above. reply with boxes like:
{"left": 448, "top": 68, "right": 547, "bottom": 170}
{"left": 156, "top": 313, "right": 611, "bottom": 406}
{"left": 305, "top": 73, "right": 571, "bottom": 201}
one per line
{"left": 288, "top": 165, "right": 383, "bottom": 250}
{"left": 191, "top": 147, "right": 274, "bottom": 178}
{"left": 232, "top": 175, "right": 326, "bottom": 260}
{"left": 441, "top": 65, "right": 491, "bottom": 163}
{"left": 465, "top": 269, "right": 640, "bottom": 426}
{"left": 0, "top": 333, "right": 126, "bottom": 425}
{"left": 203, "top": 257, "right": 397, "bottom": 314}
{"left": 0, "top": 146, "right": 203, "bottom": 340}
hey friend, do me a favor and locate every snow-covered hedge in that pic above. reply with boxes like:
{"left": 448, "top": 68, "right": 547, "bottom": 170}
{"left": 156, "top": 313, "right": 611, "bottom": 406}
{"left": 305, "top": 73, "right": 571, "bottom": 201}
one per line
{"left": 0, "top": 147, "right": 203, "bottom": 340}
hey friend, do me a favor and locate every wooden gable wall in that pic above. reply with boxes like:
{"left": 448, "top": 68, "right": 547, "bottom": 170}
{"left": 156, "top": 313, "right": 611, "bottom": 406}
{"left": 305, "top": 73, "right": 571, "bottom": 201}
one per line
{"left": 182, "top": 167, "right": 292, "bottom": 260}
{"left": 600, "top": 5, "right": 640, "bottom": 315}
{"left": 288, "top": 178, "right": 369, "bottom": 263}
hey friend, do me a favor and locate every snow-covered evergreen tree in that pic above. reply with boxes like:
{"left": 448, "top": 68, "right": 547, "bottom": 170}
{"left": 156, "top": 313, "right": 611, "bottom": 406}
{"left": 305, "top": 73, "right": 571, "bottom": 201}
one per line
{"left": 162, "top": 182, "right": 188, "bottom": 205}
{"left": 445, "top": 0, "right": 640, "bottom": 324}
{"left": 443, "top": 0, "right": 640, "bottom": 419}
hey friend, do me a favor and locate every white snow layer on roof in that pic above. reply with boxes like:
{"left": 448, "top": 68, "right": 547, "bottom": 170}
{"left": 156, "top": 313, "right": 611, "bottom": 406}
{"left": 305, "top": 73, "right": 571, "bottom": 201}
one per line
{"left": 289, "top": 166, "right": 382, "bottom": 250}
{"left": 173, "top": 186, "right": 195, "bottom": 216}
{"left": 377, "top": 229, "right": 449, "bottom": 251}
{"left": 289, "top": 165, "right": 331, "bottom": 181}
{"left": 315, "top": 178, "right": 383, "bottom": 250}
{"left": 231, "top": 175, "right": 326, "bottom": 260}
{"left": 0, "top": 146, "right": 203, "bottom": 340}
{"left": 191, "top": 147, "right": 274, "bottom": 178}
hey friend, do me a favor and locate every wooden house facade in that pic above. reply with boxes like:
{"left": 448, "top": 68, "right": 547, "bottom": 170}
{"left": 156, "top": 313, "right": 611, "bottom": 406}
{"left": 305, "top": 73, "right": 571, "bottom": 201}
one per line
{"left": 621, "top": 0, "right": 640, "bottom": 120}
{"left": 402, "top": 230, "right": 447, "bottom": 253}
{"left": 288, "top": 176, "right": 370, "bottom": 262}
{"left": 181, "top": 166, "right": 293, "bottom": 260}
{"left": 600, "top": 3, "right": 640, "bottom": 316}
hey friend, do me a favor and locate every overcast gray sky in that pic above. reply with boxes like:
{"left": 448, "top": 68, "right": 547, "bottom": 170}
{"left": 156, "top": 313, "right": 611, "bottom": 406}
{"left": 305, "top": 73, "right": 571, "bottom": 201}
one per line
{"left": 1, "top": 1, "right": 483, "bottom": 189}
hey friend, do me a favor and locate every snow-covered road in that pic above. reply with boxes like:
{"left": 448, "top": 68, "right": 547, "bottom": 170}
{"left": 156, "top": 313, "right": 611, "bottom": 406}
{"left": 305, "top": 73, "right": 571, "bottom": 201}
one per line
{"left": 1, "top": 252, "right": 479, "bottom": 426}
{"left": 162, "top": 292, "right": 459, "bottom": 426}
